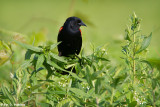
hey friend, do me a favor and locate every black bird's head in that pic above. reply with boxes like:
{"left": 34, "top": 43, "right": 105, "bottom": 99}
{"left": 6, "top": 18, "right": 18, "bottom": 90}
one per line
{"left": 63, "top": 17, "right": 86, "bottom": 31}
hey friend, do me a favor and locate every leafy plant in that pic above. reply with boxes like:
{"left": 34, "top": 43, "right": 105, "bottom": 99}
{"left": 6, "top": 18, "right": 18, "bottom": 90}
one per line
{"left": 0, "top": 13, "right": 160, "bottom": 107}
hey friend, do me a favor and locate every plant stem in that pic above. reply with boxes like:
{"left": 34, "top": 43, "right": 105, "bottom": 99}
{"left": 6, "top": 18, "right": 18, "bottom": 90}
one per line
{"left": 133, "top": 31, "right": 136, "bottom": 85}
{"left": 110, "top": 88, "right": 114, "bottom": 105}
{"left": 152, "top": 89, "right": 156, "bottom": 107}
{"left": 96, "top": 97, "right": 99, "bottom": 107}
{"left": 84, "top": 98, "right": 86, "bottom": 107}
{"left": 151, "top": 69, "right": 156, "bottom": 107}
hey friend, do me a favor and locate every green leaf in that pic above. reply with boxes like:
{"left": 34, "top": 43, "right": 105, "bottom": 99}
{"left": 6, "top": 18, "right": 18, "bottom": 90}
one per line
{"left": 49, "top": 52, "right": 67, "bottom": 63}
{"left": 70, "top": 88, "right": 89, "bottom": 98}
{"left": 50, "top": 42, "right": 61, "bottom": 50}
{"left": 56, "top": 98, "right": 72, "bottom": 107}
{"left": 17, "top": 60, "right": 32, "bottom": 71}
{"left": 70, "top": 96, "right": 81, "bottom": 106}
{"left": 91, "top": 70, "right": 104, "bottom": 80}
{"left": 128, "top": 101, "right": 137, "bottom": 107}
{"left": 69, "top": 72, "right": 86, "bottom": 82}
{"left": 25, "top": 49, "right": 34, "bottom": 60}
{"left": 36, "top": 54, "right": 45, "bottom": 70}
{"left": 88, "top": 88, "right": 95, "bottom": 97}
{"left": 13, "top": 79, "right": 18, "bottom": 94}
{"left": 49, "top": 91, "right": 67, "bottom": 95}
{"left": 24, "top": 83, "right": 44, "bottom": 95}
{"left": 136, "top": 33, "right": 152, "bottom": 54}
{"left": 20, "top": 71, "right": 28, "bottom": 96}
{"left": 37, "top": 103, "right": 52, "bottom": 107}
{"left": 67, "top": 79, "right": 72, "bottom": 93}
{"left": 75, "top": 63, "right": 82, "bottom": 74}
{"left": 22, "top": 96, "right": 35, "bottom": 103}
{"left": 1, "top": 85, "right": 15, "bottom": 105}
{"left": 86, "top": 66, "right": 93, "bottom": 87}
{"left": 21, "top": 60, "right": 32, "bottom": 69}
{"left": 140, "top": 60, "right": 153, "bottom": 70}
{"left": 152, "top": 79, "right": 157, "bottom": 90}
{"left": 14, "top": 40, "right": 42, "bottom": 52}
{"left": 125, "top": 28, "right": 131, "bottom": 41}
{"left": 155, "top": 100, "right": 160, "bottom": 106}
{"left": 95, "top": 56, "right": 110, "bottom": 62}
{"left": 31, "top": 83, "right": 44, "bottom": 91}
{"left": 95, "top": 78, "right": 102, "bottom": 94}
{"left": 47, "top": 59, "right": 66, "bottom": 71}
{"left": 1, "top": 41, "right": 12, "bottom": 53}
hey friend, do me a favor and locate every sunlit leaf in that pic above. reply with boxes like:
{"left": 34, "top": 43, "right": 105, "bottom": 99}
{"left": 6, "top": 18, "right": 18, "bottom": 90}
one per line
{"left": 14, "top": 40, "right": 42, "bottom": 52}
{"left": 47, "top": 59, "right": 66, "bottom": 71}
{"left": 70, "top": 88, "right": 89, "bottom": 98}
{"left": 1, "top": 85, "right": 15, "bottom": 105}
{"left": 95, "top": 56, "right": 110, "bottom": 62}
{"left": 37, "top": 103, "right": 52, "bottom": 107}
{"left": 69, "top": 72, "right": 86, "bottom": 82}
{"left": 20, "top": 70, "right": 28, "bottom": 96}
{"left": 140, "top": 60, "right": 153, "bottom": 70}
{"left": 91, "top": 70, "right": 104, "bottom": 80}
{"left": 36, "top": 54, "right": 45, "bottom": 71}
{"left": 125, "top": 28, "right": 131, "bottom": 41}
{"left": 50, "top": 42, "right": 61, "bottom": 50}
{"left": 56, "top": 98, "right": 71, "bottom": 107}
{"left": 49, "top": 52, "right": 67, "bottom": 63}
{"left": 20, "top": 60, "right": 32, "bottom": 70}
{"left": 95, "top": 78, "right": 102, "bottom": 94}
{"left": 31, "top": 83, "right": 44, "bottom": 91}
{"left": 86, "top": 66, "right": 93, "bottom": 87}
{"left": 136, "top": 33, "right": 152, "bottom": 54}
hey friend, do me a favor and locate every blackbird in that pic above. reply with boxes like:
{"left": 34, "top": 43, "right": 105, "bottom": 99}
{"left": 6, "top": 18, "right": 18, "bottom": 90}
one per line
{"left": 57, "top": 17, "right": 86, "bottom": 57}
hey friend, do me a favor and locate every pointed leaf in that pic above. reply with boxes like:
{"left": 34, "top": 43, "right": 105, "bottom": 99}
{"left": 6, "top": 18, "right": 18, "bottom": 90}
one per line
{"left": 95, "top": 78, "right": 102, "bottom": 94}
{"left": 140, "top": 60, "right": 153, "bottom": 70}
{"left": 136, "top": 33, "right": 152, "bottom": 54}
{"left": 37, "top": 103, "right": 52, "bottom": 107}
{"left": 49, "top": 52, "right": 67, "bottom": 63}
{"left": 69, "top": 72, "right": 86, "bottom": 82}
{"left": 31, "top": 83, "right": 44, "bottom": 91}
{"left": 25, "top": 49, "right": 34, "bottom": 60}
{"left": 22, "top": 96, "right": 35, "bottom": 103}
{"left": 70, "top": 88, "right": 89, "bottom": 98}
{"left": 47, "top": 59, "right": 66, "bottom": 71}
{"left": 19, "top": 60, "right": 32, "bottom": 70}
{"left": 14, "top": 40, "right": 42, "bottom": 52}
{"left": 95, "top": 56, "right": 110, "bottom": 62}
{"left": 20, "top": 71, "right": 28, "bottom": 96}
{"left": 75, "top": 63, "right": 82, "bottom": 73}
{"left": 1, "top": 85, "right": 15, "bottom": 105}
{"left": 36, "top": 54, "right": 45, "bottom": 70}
{"left": 86, "top": 66, "right": 93, "bottom": 87}
{"left": 91, "top": 70, "right": 104, "bottom": 80}
{"left": 56, "top": 98, "right": 71, "bottom": 107}
{"left": 50, "top": 42, "right": 61, "bottom": 50}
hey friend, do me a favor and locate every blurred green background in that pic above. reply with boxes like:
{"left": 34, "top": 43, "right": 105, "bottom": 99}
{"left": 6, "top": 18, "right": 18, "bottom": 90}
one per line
{"left": 0, "top": 0, "right": 160, "bottom": 79}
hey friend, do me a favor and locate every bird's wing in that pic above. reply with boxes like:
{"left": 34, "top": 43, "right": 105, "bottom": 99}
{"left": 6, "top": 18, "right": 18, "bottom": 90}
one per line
{"left": 76, "top": 34, "right": 82, "bottom": 55}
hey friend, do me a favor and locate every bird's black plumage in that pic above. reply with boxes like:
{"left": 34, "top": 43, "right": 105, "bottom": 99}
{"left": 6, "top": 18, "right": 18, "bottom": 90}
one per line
{"left": 57, "top": 17, "right": 86, "bottom": 57}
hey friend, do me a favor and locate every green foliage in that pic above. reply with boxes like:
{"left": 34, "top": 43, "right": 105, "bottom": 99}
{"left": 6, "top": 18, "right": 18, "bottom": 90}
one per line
{"left": 0, "top": 13, "right": 160, "bottom": 107}
{"left": 0, "top": 41, "right": 13, "bottom": 66}
{"left": 136, "top": 33, "right": 152, "bottom": 54}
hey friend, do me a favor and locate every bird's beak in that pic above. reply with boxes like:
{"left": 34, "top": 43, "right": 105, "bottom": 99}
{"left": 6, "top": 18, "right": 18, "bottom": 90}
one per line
{"left": 79, "top": 22, "right": 87, "bottom": 27}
